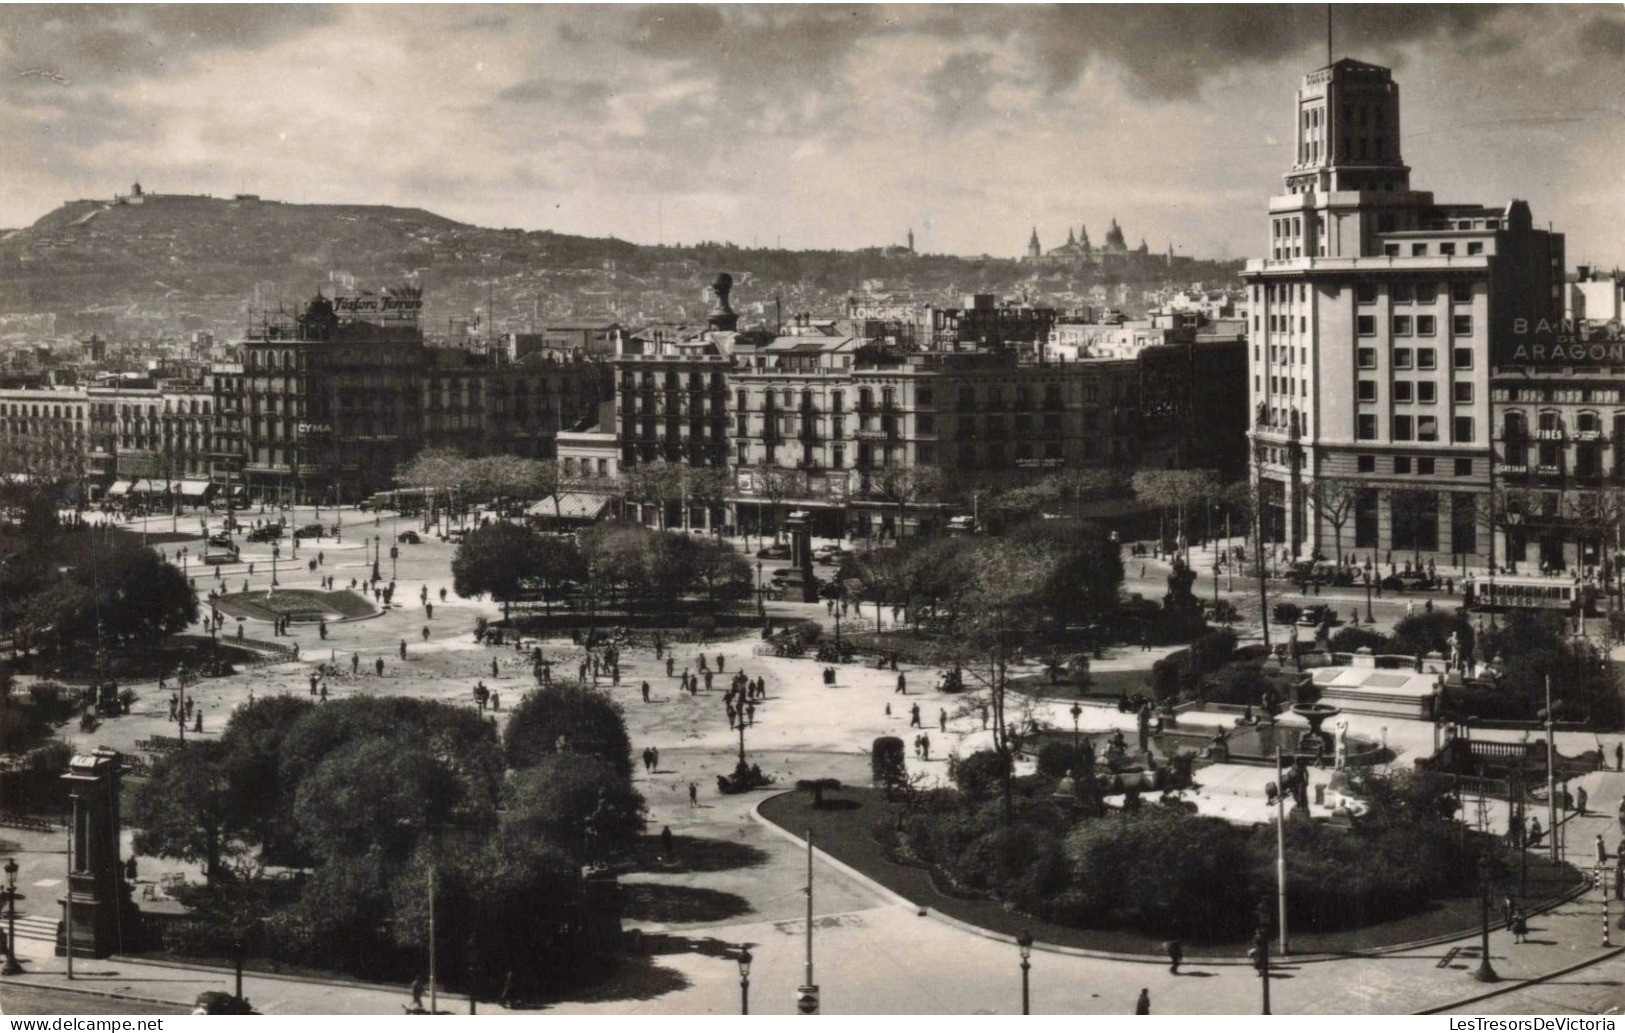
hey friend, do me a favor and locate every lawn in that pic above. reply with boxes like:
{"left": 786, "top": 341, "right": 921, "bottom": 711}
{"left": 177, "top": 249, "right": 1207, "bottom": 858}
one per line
{"left": 758, "top": 786, "right": 1583, "bottom": 956}
{"left": 1005, "top": 666, "right": 1148, "bottom": 703}
{"left": 213, "top": 589, "right": 377, "bottom": 622}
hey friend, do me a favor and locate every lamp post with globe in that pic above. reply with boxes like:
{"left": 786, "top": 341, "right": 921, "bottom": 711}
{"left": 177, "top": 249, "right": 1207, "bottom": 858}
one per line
{"left": 2, "top": 857, "right": 22, "bottom": 975}
{"left": 1016, "top": 928, "right": 1033, "bottom": 1014}
{"left": 737, "top": 947, "right": 752, "bottom": 1014}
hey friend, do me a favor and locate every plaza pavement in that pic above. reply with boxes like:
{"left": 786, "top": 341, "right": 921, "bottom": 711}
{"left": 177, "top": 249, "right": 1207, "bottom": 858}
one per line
{"left": 5, "top": 508, "right": 1625, "bottom": 1013}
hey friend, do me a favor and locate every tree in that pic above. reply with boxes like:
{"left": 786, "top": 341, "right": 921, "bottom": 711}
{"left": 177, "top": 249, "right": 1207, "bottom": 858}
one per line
{"left": 529, "top": 534, "right": 584, "bottom": 616}
{"left": 506, "top": 754, "right": 646, "bottom": 861}
{"left": 1005, "top": 518, "right": 1125, "bottom": 634}
{"left": 684, "top": 466, "right": 733, "bottom": 534}
{"left": 1309, "top": 477, "right": 1362, "bottom": 565}
{"left": 621, "top": 460, "right": 684, "bottom": 530}
{"left": 18, "top": 530, "right": 195, "bottom": 655}
{"left": 795, "top": 777, "right": 843, "bottom": 808}
{"left": 503, "top": 683, "right": 634, "bottom": 782}
{"left": 1133, "top": 469, "right": 1217, "bottom": 561}
{"left": 1221, "top": 474, "right": 1269, "bottom": 651}
{"left": 691, "top": 536, "right": 752, "bottom": 612}
{"left": 1385, "top": 488, "right": 1437, "bottom": 568}
{"left": 396, "top": 448, "right": 466, "bottom": 525}
{"left": 514, "top": 459, "right": 571, "bottom": 524}
{"left": 870, "top": 467, "right": 942, "bottom": 538}
{"left": 754, "top": 465, "right": 808, "bottom": 542}
{"left": 871, "top": 737, "right": 907, "bottom": 795}
{"left": 218, "top": 695, "right": 317, "bottom": 864}
{"left": 451, "top": 522, "right": 539, "bottom": 618}
{"left": 133, "top": 741, "right": 245, "bottom": 884}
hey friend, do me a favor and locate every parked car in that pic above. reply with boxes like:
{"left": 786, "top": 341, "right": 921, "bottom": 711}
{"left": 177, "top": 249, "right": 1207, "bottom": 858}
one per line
{"left": 397, "top": 530, "right": 422, "bottom": 544}
{"left": 246, "top": 525, "right": 282, "bottom": 543}
{"left": 1297, "top": 604, "right": 1340, "bottom": 628}
{"left": 1272, "top": 602, "right": 1302, "bottom": 625}
{"left": 207, "top": 532, "right": 233, "bottom": 548}
{"left": 756, "top": 543, "right": 791, "bottom": 560}
{"left": 192, "top": 992, "right": 254, "bottom": 1015}
{"left": 293, "top": 523, "right": 325, "bottom": 540}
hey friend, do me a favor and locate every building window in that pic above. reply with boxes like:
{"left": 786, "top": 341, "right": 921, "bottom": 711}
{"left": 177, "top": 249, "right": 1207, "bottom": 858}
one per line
{"left": 1417, "top": 457, "right": 1435, "bottom": 476}
{"left": 1391, "top": 490, "right": 1439, "bottom": 551}
{"left": 1417, "top": 315, "right": 1437, "bottom": 336}
{"left": 1439, "top": 242, "right": 1456, "bottom": 256}
{"left": 1417, "top": 284, "right": 1438, "bottom": 304}
{"left": 1356, "top": 283, "right": 1378, "bottom": 304}
{"left": 831, "top": 445, "right": 844, "bottom": 468}
{"left": 1394, "top": 381, "right": 1413, "bottom": 403}
{"left": 1357, "top": 454, "right": 1375, "bottom": 472}
{"left": 1411, "top": 243, "right": 1427, "bottom": 257}
{"left": 1455, "top": 458, "right": 1473, "bottom": 476}
{"left": 1394, "top": 456, "right": 1412, "bottom": 474}
{"left": 1392, "top": 283, "right": 1414, "bottom": 303}
{"left": 1453, "top": 347, "right": 1473, "bottom": 370}
{"left": 1451, "top": 282, "right": 1474, "bottom": 303}
{"left": 1393, "top": 415, "right": 1413, "bottom": 440}
{"left": 1384, "top": 244, "right": 1400, "bottom": 257}
{"left": 1453, "top": 315, "right": 1473, "bottom": 336}
{"left": 1358, "top": 380, "right": 1376, "bottom": 402}
{"left": 1393, "top": 315, "right": 1413, "bottom": 336}
{"left": 1357, "top": 414, "right": 1377, "bottom": 440}
{"left": 1357, "top": 347, "right": 1377, "bottom": 369}
{"left": 1394, "top": 348, "right": 1413, "bottom": 369}
{"left": 1466, "top": 242, "right": 1483, "bottom": 256}
{"left": 1357, "top": 315, "right": 1377, "bottom": 336}
{"left": 1417, "top": 382, "right": 1437, "bottom": 404}
{"left": 1454, "top": 383, "right": 1473, "bottom": 404}
{"left": 1418, "top": 416, "right": 1439, "bottom": 442}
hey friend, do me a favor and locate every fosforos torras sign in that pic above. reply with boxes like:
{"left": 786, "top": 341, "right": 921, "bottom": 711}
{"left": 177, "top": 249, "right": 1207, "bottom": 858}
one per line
{"left": 333, "top": 291, "right": 423, "bottom": 324}
{"left": 1500, "top": 319, "right": 1625, "bottom": 366}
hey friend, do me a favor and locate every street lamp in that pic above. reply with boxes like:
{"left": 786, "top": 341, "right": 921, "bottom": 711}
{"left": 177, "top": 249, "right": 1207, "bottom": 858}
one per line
{"left": 180, "top": 546, "right": 188, "bottom": 578}
{"left": 1474, "top": 856, "right": 1499, "bottom": 983}
{"left": 1015, "top": 928, "right": 1033, "bottom": 1015}
{"left": 1253, "top": 897, "right": 1271, "bottom": 1014}
{"left": 1363, "top": 563, "right": 1374, "bottom": 624}
{"left": 3, "top": 857, "right": 22, "bottom": 975}
{"left": 271, "top": 543, "right": 280, "bottom": 588}
{"left": 737, "top": 946, "right": 752, "bottom": 1015}
{"left": 756, "top": 561, "right": 765, "bottom": 617}
{"left": 372, "top": 535, "right": 381, "bottom": 582}
{"left": 390, "top": 545, "right": 399, "bottom": 582}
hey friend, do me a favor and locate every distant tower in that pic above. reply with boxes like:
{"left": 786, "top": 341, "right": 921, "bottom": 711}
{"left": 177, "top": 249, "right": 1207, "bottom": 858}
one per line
{"left": 1105, "top": 218, "right": 1127, "bottom": 251}
{"left": 1026, "top": 227, "right": 1041, "bottom": 260}
{"left": 1066, "top": 227, "right": 1076, "bottom": 246}
{"left": 1166, "top": 242, "right": 1175, "bottom": 265}
{"left": 130, "top": 182, "right": 142, "bottom": 197}
{"left": 907, "top": 227, "right": 915, "bottom": 253}
{"left": 1080, "top": 225, "right": 1092, "bottom": 258}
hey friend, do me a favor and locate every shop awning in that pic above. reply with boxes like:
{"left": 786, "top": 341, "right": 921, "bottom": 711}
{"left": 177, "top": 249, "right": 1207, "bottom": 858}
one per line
{"left": 526, "top": 492, "right": 613, "bottom": 522}
{"left": 106, "top": 480, "right": 133, "bottom": 497}
{"left": 178, "top": 480, "right": 213, "bottom": 498}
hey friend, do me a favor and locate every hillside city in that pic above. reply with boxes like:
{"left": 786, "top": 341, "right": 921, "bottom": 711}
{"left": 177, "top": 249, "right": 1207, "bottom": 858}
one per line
{"left": 2, "top": 47, "right": 1625, "bottom": 1021}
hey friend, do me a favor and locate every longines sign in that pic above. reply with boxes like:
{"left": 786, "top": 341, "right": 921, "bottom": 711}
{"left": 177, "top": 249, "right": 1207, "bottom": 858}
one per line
{"left": 1500, "top": 319, "right": 1625, "bottom": 366}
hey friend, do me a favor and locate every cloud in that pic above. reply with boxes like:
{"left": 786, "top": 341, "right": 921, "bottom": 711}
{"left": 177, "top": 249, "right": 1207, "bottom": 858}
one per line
{"left": 0, "top": 4, "right": 335, "bottom": 89}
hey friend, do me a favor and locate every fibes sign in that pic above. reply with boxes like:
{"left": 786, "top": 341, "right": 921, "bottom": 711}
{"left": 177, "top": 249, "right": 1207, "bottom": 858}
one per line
{"left": 1500, "top": 319, "right": 1625, "bottom": 366}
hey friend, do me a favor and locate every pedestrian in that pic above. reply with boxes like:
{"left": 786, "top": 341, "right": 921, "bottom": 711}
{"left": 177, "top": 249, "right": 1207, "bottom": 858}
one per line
{"left": 1617, "top": 743, "right": 1624, "bottom": 773}
{"left": 704, "top": 670, "right": 714, "bottom": 691}
{"left": 422, "top": 625, "right": 430, "bottom": 642}
{"left": 1578, "top": 786, "right": 1589, "bottom": 815}
{"left": 642, "top": 681, "right": 651, "bottom": 702}
{"left": 1598, "top": 833, "right": 1609, "bottom": 866}
{"left": 352, "top": 652, "right": 360, "bottom": 674}
{"left": 1510, "top": 909, "right": 1529, "bottom": 944}
{"left": 194, "top": 712, "right": 203, "bottom": 734}
{"left": 661, "top": 824, "right": 674, "bottom": 859}
{"left": 1135, "top": 989, "right": 1151, "bottom": 1015}
{"left": 376, "top": 656, "right": 386, "bottom": 676}
{"left": 726, "top": 703, "right": 736, "bottom": 730}
{"left": 717, "top": 654, "right": 725, "bottom": 672}
{"left": 921, "top": 733, "right": 931, "bottom": 760}
{"left": 1164, "top": 939, "right": 1182, "bottom": 974}
{"left": 910, "top": 703, "right": 921, "bottom": 728}
{"left": 400, "top": 639, "right": 407, "bottom": 660}
{"left": 439, "top": 587, "right": 447, "bottom": 602}
{"left": 411, "top": 976, "right": 425, "bottom": 1011}
{"left": 688, "top": 781, "right": 698, "bottom": 808}
{"left": 492, "top": 658, "right": 499, "bottom": 679}
{"left": 1529, "top": 816, "right": 1544, "bottom": 848}
{"left": 667, "top": 656, "right": 675, "bottom": 677}
{"left": 651, "top": 746, "right": 659, "bottom": 769}
{"left": 746, "top": 702, "right": 755, "bottom": 725}
{"left": 897, "top": 672, "right": 907, "bottom": 694}
{"left": 425, "top": 603, "right": 433, "bottom": 620}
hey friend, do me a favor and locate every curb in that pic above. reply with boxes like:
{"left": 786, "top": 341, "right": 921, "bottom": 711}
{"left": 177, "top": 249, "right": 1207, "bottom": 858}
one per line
{"left": 1414, "top": 945, "right": 1625, "bottom": 1014}
{"left": 102, "top": 953, "right": 474, "bottom": 1005}
{"left": 3, "top": 976, "right": 189, "bottom": 1011}
{"left": 749, "top": 791, "right": 1595, "bottom": 968}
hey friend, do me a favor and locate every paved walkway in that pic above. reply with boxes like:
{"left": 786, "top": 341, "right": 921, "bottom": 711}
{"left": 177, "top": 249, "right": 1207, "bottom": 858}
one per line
{"left": 7, "top": 510, "right": 1625, "bottom": 1014}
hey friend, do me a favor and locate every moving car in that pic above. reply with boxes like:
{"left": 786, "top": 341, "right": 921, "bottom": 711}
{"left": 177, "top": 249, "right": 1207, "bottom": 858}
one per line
{"left": 293, "top": 523, "right": 325, "bottom": 540}
{"left": 246, "top": 525, "right": 283, "bottom": 543}
{"left": 397, "top": 530, "right": 422, "bottom": 544}
{"left": 1296, "top": 604, "right": 1340, "bottom": 628}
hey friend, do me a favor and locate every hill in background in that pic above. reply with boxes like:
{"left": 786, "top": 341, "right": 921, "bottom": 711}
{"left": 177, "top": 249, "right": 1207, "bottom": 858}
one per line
{"left": 0, "top": 190, "right": 1242, "bottom": 340}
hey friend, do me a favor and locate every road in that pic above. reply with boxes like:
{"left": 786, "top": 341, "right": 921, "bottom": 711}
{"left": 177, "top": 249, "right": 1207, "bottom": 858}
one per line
{"left": 1446, "top": 951, "right": 1625, "bottom": 1014}
{"left": 0, "top": 984, "right": 191, "bottom": 1016}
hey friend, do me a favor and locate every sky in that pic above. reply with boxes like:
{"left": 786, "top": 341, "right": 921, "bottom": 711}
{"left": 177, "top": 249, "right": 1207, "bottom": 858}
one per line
{"left": 3, "top": 3, "right": 1624, "bottom": 265}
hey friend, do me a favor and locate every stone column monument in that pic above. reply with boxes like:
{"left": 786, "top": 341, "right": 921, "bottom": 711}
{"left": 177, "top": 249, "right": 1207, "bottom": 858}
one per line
{"left": 57, "top": 748, "right": 142, "bottom": 958}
